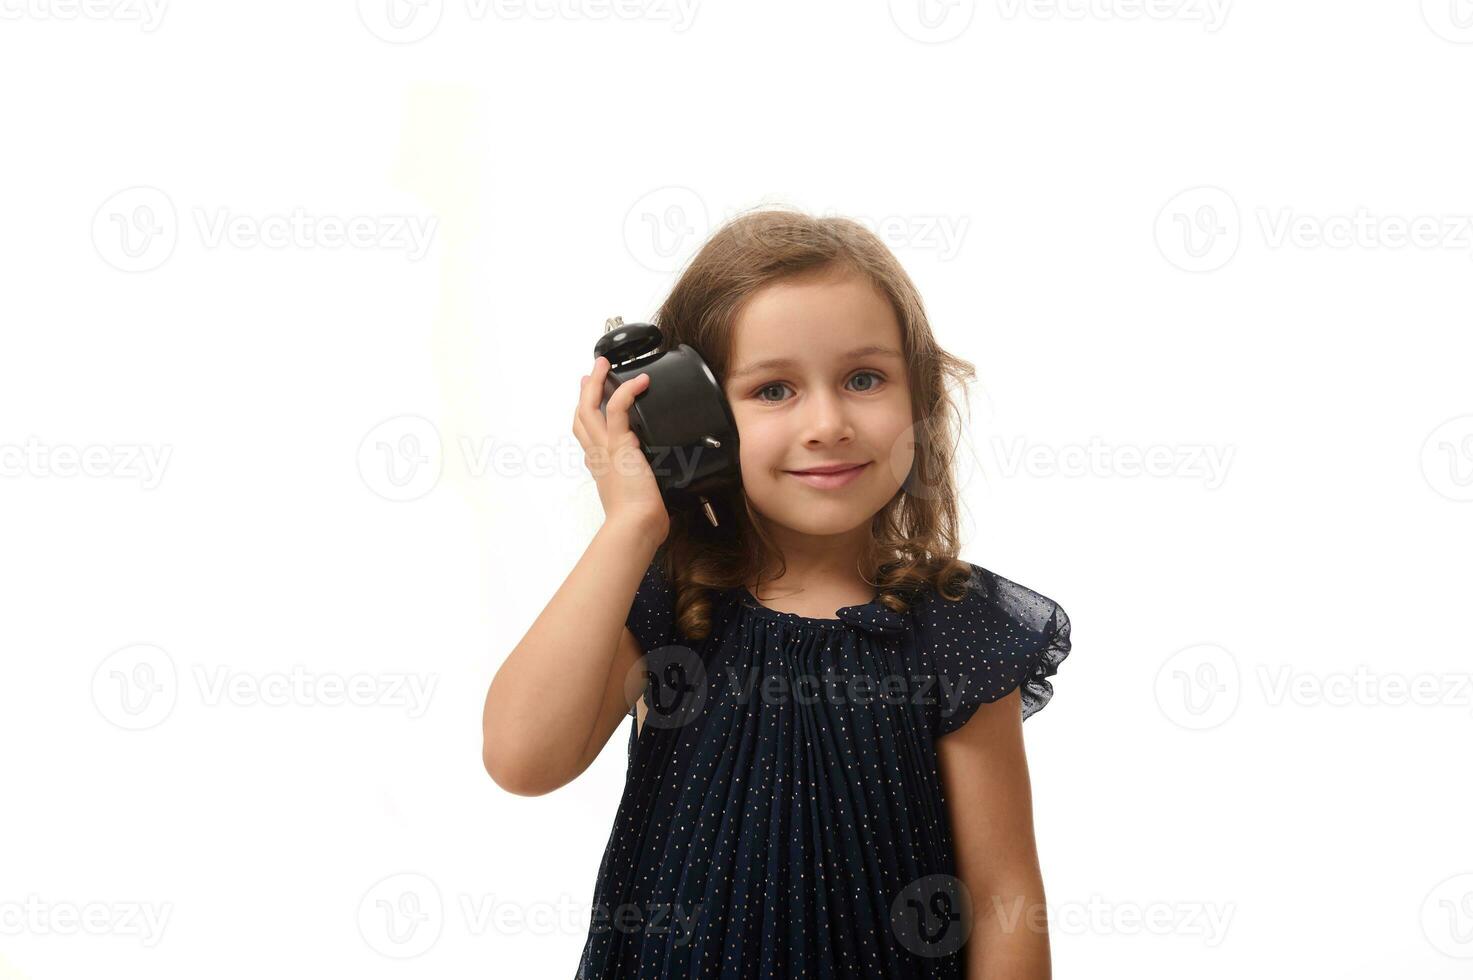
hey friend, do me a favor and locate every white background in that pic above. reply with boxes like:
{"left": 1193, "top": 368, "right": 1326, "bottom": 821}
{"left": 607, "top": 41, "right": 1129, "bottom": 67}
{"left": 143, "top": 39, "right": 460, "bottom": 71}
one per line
{"left": 2, "top": 1, "right": 1471, "bottom": 977}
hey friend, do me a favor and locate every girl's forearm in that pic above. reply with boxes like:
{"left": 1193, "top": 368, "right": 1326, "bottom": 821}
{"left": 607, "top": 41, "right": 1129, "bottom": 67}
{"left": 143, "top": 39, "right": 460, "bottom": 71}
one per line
{"left": 482, "top": 518, "right": 664, "bottom": 793}
{"left": 965, "top": 881, "right": 1051, "bottom": 979}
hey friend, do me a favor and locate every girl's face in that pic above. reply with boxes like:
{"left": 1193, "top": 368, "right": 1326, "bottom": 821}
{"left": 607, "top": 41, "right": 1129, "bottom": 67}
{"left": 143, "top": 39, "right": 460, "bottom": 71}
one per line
{"left": 723, "top": 269, "right": 915, "bottom": 541}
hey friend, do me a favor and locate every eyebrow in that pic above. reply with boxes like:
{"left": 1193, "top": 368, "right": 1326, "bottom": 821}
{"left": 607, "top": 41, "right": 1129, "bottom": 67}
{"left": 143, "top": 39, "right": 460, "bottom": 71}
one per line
{"left": 727, "top": 345, "right": 904, "bottom": 383}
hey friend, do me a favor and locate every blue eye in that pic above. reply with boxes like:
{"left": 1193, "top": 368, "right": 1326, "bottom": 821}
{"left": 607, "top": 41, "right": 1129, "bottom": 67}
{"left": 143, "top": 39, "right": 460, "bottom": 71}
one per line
{"left": 755, "top": 383, "right": 789, "bottom": 403}
{"left": 751, "top": 371, "right": 885, "bottom": 403}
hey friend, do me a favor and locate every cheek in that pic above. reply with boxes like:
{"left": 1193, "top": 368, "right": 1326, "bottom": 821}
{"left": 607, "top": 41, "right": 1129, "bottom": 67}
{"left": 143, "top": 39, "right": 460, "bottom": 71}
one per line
{"left": 735, "top": 418, "right": 780, "bottom": 475}
{"left": 880, "top": 411, "right": 916, "bottom": 454}
{"left": 866, "top": 401, "right": 917, "bottom": 478}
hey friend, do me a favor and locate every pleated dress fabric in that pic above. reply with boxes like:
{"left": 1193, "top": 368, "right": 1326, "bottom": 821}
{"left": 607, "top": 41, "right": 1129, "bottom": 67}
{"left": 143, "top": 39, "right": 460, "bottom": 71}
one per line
{"left": 576, "top": 559, "right": 1071, "bottom": 979}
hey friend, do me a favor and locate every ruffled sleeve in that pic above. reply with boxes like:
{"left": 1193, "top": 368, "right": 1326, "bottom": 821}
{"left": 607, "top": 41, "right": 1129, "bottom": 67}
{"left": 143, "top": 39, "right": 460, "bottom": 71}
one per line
{"left": 921, "top": 562, "right": 1072, "bottom": 736}
{"left": 623, "top": 558, "right": 678, "bottom": 717}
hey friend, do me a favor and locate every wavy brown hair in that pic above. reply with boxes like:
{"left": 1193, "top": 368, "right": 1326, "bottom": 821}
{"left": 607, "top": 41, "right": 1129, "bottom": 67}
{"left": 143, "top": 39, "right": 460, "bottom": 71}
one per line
{"left": 648, "top": 205, "right": 978, "bottom": 641}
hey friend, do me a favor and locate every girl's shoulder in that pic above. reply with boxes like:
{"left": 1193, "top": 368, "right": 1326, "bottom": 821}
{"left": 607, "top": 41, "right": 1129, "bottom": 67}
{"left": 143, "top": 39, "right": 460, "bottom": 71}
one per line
{"left": 915, "top": 561, "right": 1068, "bottom": 636}
{"left": 911, "top": 560, "right": 1073, "bottom": 731}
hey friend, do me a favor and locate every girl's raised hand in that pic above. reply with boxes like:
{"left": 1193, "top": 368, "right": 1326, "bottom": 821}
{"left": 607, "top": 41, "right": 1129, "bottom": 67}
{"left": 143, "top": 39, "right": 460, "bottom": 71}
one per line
{"left": 573, "top": 356, "right": 670, "bottom": 548}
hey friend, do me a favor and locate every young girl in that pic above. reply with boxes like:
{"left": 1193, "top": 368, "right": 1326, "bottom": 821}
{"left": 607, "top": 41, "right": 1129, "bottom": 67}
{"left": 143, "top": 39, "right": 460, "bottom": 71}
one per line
{"left": 483, "top": 208, "right": 1072, "bottom": 978}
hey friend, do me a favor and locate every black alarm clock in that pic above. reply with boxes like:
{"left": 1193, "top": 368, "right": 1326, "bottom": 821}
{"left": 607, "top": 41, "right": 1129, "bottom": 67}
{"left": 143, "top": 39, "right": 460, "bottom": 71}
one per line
{"left": 595, "top": 317, "right": 741, "bottom": 527}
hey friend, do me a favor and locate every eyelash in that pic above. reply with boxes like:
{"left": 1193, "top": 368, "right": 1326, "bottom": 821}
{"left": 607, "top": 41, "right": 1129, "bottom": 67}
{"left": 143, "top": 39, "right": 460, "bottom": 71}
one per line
{"left": 751, "top": 370, "right": 886, "bottom": 404}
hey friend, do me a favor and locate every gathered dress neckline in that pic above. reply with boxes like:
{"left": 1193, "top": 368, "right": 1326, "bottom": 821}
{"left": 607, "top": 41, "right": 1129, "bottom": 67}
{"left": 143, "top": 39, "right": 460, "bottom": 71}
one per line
{"left": 736, "top": 584, "right": 883, "bottom": 626}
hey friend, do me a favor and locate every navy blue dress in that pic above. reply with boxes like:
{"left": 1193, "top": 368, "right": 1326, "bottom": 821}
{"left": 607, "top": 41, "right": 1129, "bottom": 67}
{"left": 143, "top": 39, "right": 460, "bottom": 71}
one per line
{"left": 576, "top": 559, "right": 1071, "bottom": 979}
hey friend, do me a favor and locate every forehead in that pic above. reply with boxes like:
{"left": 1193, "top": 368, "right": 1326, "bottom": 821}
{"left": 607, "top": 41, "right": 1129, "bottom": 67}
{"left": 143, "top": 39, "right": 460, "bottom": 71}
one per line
{"left": 728, "top": 270, "right": 904, "bottom": 371}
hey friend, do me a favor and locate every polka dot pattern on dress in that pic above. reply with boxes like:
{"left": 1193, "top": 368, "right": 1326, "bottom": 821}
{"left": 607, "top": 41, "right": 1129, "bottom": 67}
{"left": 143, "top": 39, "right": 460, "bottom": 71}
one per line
{"left": 577, "top": 555, "right": 1072, "bottom": 978}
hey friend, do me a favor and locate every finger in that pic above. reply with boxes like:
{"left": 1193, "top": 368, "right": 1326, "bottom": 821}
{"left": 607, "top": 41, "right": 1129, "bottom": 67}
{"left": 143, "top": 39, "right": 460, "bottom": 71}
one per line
{"left": 604, "top": 372, "right": 649, "bottom": 445}
{"left": 572, "top": 372, "right": 592, "bottom": 434}
{"left": 576, "top": 357, "right": 611, "bottom": 444}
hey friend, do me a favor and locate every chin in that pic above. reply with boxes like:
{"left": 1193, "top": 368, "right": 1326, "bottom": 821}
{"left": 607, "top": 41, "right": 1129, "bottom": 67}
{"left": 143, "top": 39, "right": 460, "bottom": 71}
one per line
{"left": 748, "top": 495, "right": 885, "bottom": 538}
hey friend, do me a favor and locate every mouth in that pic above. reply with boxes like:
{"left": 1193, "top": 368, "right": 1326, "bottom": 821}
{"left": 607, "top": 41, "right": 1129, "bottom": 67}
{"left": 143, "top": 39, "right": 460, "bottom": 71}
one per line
{"left": 783, "top": 461, "right": 871, "bottom": 489}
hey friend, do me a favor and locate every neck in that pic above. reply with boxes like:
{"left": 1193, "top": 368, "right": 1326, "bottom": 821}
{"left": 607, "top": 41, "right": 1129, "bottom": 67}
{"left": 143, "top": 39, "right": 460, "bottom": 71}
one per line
{"left": 753, "top": 518, "right": 873, "bottom": 592}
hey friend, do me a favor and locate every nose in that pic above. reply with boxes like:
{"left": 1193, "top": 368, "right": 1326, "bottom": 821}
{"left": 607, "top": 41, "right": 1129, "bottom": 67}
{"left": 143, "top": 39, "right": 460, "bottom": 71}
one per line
{"left": 799, "top": 386, "right": 854, "bottom": 446}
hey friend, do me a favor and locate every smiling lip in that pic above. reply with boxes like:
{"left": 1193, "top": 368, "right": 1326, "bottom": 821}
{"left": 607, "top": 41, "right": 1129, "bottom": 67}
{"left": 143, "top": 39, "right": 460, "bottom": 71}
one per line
{"left": 784, "top": 461, "right": 870, "bottom": 489}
